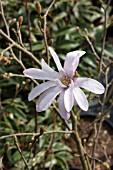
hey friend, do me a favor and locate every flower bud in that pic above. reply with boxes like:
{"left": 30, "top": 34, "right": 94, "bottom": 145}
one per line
{"left": 9, "top": 73, "right": 14, "bottom": 77}
{"left": 40, "top": 126, "right": 45, "bottom": 135}
{"left": 38, "top": 21, "right": 41, "bottom": 28}
{"left": 62, "top": 134, "right": 68, "bottom": 140}
{"left": 102, "top": 162, "right": 109, "bottom": 169}
{"left": 74, "top": 71, "right": 79, "bottom": 78}
{"left": 84, "top": 28, "right": 88, "bottom": 35}
{"left": 4, "top": 142, "right": 9, "bottom": 151}
{"left": 76, "top": 26, "right": 80, "bottom": 34}
{"left": 12, "top": 28, "right": 16, "bottom": 34}
{"left": 29, "top": 143, "right": 32, "bottom": 148}
{"left": 96, "top": 112, "right": 101, "bottom": 118}
{"left": 0, "top": 57, "right": 10, "bottom": 64}
{"left": 9, "top": 18, "right": 17, "bottom": 25}
{"left": 19, "top": 16, "right": 23, "bottom": 26}
{"left": 48, "top": 39, "right": 53, "bottom": 46}
{"left": 36, "top": 2, "right": 42, "bottom": 15}
{"left": 104, "top": 114, "right": 110, "bottom": 119}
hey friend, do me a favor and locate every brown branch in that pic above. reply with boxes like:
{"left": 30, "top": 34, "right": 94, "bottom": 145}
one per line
{"left": 71, "top": 111, "right": 89, "bottom": 170}
{"left": 14, "top": 136, "right": 30, "bottom": 170}
{"left": 25, "top": 0, "right": 33, "bottom": 53}
{"left": 91, "top": 68, "right": 110, "bottom": 170}
{"left": 99, "top": 0, "right": 111, "bottom": 76}
{"left": 0, "top": 43, "right": 14, "bottom": 60}
{"left": 0, "top": 29, "right": 41, "bottom": 67}
{"left": 43, "top": 0, "right": 56, "bottom": 64}
{"left": 0, "top": 0, "right": 15, "bottom": 59}
{"left": 0, "top": 0, "right": 10, "bottom": 38}
{"left": 33, "top": 111, "right": 38, "bottom": 158}
{"left": 0, "top": 130, "right": 74, "bottom": 140}
{"left": 84, "top": 34, "right": 100, "bottom": 61}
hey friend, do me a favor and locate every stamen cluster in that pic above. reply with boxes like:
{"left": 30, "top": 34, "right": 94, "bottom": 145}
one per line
{"left": 61, "top": 76, "right": 71, "bottom": 86}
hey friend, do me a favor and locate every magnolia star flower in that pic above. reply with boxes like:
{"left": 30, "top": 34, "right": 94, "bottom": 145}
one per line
{"left": 23, "top": 47, "right": 105, "bottom": 120}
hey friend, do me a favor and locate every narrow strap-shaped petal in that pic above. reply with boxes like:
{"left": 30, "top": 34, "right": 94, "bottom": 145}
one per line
{"left": 23, "top": 68, "right": 58, "bottom": 80}
{"left": 37, "top": 86, "right": 61, "bottom": 112}
{"left": 64, "top": 81, "right": 74, "bottom": 112}
{"left": 41, "top": 59, "right": 60, "bottom": 78}
{"left": 58, "top": 91, "right": 70, "bottom": 120}
{"left": 48, "top": 46, "right": 64, "bottom": 73}
{"left": 64, "top": 51, "right": 86, "bottom": 77}
{"left": 74, "top": 78, "right": 105, "bottom": 94}
{"left": 28, "top": 81, "right": 56, "bottom": 101}
{"left": 73, "top": 87, "right": 88, "bottom": 111}
{"left": 36, "top": 89, "right": 48, "bottom": 112}
{"left": 41, "top": 58, "right": 53, "bottom": 72}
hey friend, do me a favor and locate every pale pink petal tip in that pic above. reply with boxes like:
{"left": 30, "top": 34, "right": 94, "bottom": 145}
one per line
{"left": 48, "top": 46, "right": 64, "bottom": 73}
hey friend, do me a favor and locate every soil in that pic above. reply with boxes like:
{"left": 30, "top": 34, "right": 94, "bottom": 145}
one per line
{"left": 64, "top": 116, "right": 113, "bottom": 170}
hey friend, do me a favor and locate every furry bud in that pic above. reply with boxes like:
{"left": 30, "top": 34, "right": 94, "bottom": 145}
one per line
{"left": 19, "top": 16, "right": 23, "bottom": 25}
{"left": 36, "top": 2, "right": 42, "bottom": 14}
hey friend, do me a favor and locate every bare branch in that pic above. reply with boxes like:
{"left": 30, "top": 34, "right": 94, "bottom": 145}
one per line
{"left": 0, "top": 29, "right": 41, "bottom": 66}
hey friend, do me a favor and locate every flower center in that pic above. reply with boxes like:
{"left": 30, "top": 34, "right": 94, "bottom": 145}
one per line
{"left": 61, "top": 76, "right": 71, "bottom": 86}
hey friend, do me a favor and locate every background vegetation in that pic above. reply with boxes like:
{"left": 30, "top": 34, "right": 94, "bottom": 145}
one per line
{"left": 0, "top": 0, "right": 113, "bottom": 169}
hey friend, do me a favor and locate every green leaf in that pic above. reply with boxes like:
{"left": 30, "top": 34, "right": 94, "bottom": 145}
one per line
{"left": 55, "top": 27, "right": 77, "bottom": 37}
{"left": 96, "top": 46, "right": 113, "bottom": 58}
{"left": 55, "top": 155, "right": 69, "bottom": 170}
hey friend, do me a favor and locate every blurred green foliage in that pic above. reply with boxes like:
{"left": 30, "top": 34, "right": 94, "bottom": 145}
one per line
{"left": 0, "top": 0, "right": 113, "bottom": 169}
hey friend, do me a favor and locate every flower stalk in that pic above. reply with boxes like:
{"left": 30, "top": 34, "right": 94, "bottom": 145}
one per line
{"left": 71, "top": 111, "right": 89, "bottom": 170}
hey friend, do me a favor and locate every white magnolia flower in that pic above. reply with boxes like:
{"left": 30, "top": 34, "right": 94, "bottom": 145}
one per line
{"left": 23, "top": 47, "right": 105, "bottom": 120}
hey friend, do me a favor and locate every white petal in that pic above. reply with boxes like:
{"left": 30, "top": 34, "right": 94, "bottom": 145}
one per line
{"left": 64, "top": 82, "right": 74, "bottom": 112}
{"left": 37, "top": 87, "right": 61, "bottom": 111}
{"left": 28, "top": 81, "right": 56, "bottom": 101}
{"left": 58, "top": 92, "right": 70, "bottom": 120}
{"left": 41, "top": 59, "right": 54, "bottom": 72}
{"left": 73, "top": 87, "right": 88, "bottom": 111}
{"left": 23, "top": 68, "right": 58, "bottom": 80}
{"left": 36, "top": 90, "right": 48, "bottom": 112}
{"left": 75, "top": 78, "right": 105, "bottom": 94}
{"left": 41, "top": 59, "right": 60, "bottom": 78}
{"left": 64, "top": 51, "right": 86, "bottom": 77}
{"left": 74, "top": 98, "right": 77, "bottom": 105}
{"left": 48, "top": 46, "right": 64, "bottom": 73}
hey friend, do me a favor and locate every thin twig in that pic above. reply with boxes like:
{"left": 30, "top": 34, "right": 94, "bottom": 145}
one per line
{"left": 43, "top": 0, "right": 56, "bottom": 64}
{"left": 71, "top": 111, "right": 89, "bottom": 170}
{"left": 33, "top": 111, "right": 38, "bottom": 158}
{"left": 84, "top": 34, "right": 100, "bottom": 61}
{"left": 77, "top": 27, "right": 100, "bottom": 61}
{"left": 87, "top": 153, "right": 103, "bottom": 164}
{"left": 0, "top": 43, "right": 14, "bottom": 60}
{"left": 48, "top": 113, "right": 56, "bottom": 170}
{"left": 0, "top": 0, "right": 14, "bottom": 57}
{"left": 0, "top": 29, "right": 41, "bottom": 66}
{"left": 0, "top": 130, "right": 74, "bottom": 140}
{"left": 14, "top": 136, "right": 30, "bottom": 170}
{"left": 16, "top": 21, "right": 24, "bottom": 47}
{"left": 91, "top": 68, "right": 109, "bottom": 170}
{"left": 77, "top": 28, "right": 107, "bottom": 69}
{"left": 98, "top": 0, "right": 111, "bottom": 76}
{"left": 25, "top": 0, "right": 33, "bottom": 53}
{"left": 101, "top": 67, "right": 109, "bottom": 114}
{"left": 0, "top": 0, "right": 10, "bottom": 38}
